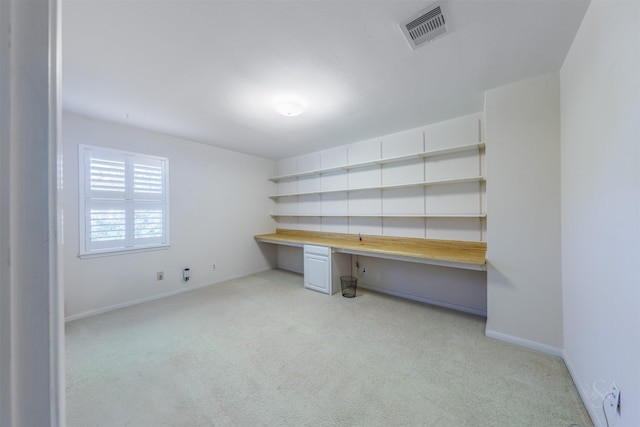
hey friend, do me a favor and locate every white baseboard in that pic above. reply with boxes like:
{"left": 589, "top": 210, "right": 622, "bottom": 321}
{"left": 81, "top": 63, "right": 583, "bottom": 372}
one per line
{"left": 485, "top": 329, "right": 563, "bottom": 357}
{"left": 563, "top": 351, "right": 601, "bottom": 426}
{"left": 360, "top": 283, "right": 487, "bottom": 317}
{"left": 65, "top": 268, "right": 272, "bottom": 322}
{"left": 277, "top": 263, "right": 303, "bottom": 275}
{"left": 484, "top": 334, "right": 597, "bottom": 424}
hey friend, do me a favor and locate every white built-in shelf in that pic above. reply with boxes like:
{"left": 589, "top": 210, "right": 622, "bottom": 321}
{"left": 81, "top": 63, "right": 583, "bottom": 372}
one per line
{"left": 270, "top": 143, "right": 485, "bottom": 182}
{"left": 271, "top": 213, "right": 487, "bottom": 219}
{"left": 270, "top": 176, "right": 485, "bottom": 199}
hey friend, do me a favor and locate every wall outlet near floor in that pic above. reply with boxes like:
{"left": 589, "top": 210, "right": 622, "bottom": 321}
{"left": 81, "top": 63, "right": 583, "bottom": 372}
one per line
{"left": 609, "top": 383, "right": 620, "bottom": 408}
{"left": 212, "top": 264, "right": 216, "bottom": 271}
{"left": 603, "top": 383, "right": 620, "bottom": 427}
{"left": 156, "top": 271, "right": 164, "bottom": 281}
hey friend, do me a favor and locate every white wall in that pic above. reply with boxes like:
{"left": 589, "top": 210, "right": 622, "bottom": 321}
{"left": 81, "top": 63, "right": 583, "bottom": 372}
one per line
{"left": 63, "top": 113, "right": 277, "bottom": 319}
{"left": 277, "top": 246, "right": 304, "bottom": 274}
{"left": 0, "top": 3, "right": 11, "bottom": 422}
{"left": 561, "top": 1, "right": 640, "bottom": 426}
{"left": 0, "top": 0, "right": 63, "bottom": 425}
{"left": 484, "top": 73, "right": 563, "bottom": 354}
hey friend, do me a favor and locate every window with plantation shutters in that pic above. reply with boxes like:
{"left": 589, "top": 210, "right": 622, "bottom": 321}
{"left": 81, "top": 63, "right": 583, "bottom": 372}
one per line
{"left": 79, "top": 145, "right": 169, "bottom": 257}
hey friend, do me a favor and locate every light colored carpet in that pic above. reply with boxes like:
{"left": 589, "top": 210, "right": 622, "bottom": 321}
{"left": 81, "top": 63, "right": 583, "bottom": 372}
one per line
{"left": 66, "top": 269, "right": 592, "bottom": 426}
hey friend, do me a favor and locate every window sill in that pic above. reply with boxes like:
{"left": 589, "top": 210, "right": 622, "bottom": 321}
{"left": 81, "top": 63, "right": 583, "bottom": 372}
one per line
{"left": 79, "top": 244, "right": 170, "bottom": 259}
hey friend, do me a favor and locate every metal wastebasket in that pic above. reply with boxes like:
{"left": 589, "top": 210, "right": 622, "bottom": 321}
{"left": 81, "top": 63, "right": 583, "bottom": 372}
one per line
{"left": 340, "top": 276, "right": 357, "bottom": 298}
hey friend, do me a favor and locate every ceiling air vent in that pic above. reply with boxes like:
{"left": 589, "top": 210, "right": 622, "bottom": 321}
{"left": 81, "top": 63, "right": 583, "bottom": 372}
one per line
{"left": 400, "top": 2, "right": 449, "bottom": 50}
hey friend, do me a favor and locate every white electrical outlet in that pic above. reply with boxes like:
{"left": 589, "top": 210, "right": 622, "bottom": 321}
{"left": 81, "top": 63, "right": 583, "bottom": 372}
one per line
{"left": 603, "top": 383, "right": 620, "bottom": 427}
{"left": 212, "top": 264, "right": 216, "bottom": 271}
{"left": 156, "top": 271, "right": 164, "bottom": 281}
{"left": 610, "top": 383, "right": 620, "bottom": 409}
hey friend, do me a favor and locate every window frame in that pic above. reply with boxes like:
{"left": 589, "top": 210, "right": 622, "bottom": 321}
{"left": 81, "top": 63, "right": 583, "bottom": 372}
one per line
{"left": 78, "top": 144, "right": 170, "bottom": 258}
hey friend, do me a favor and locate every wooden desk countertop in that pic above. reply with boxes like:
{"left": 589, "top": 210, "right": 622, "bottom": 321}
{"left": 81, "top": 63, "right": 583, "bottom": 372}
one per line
{"left": 254, "top": 229, "right": 487, "bottom": 270}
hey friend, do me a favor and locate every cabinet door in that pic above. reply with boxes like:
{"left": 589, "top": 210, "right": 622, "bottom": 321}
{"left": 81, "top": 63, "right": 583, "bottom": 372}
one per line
{"left": 304, "top": 253, "right": 330, "bottom": 294}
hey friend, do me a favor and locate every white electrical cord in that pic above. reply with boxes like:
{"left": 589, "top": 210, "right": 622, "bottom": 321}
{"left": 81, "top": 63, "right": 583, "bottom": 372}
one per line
{"left": 602, "top": 392, "right": 615, "bottom": 427}
{"left": 568, "top": 391, "right": 615, "bottom": 427}
{"left": 354, "top": 256, "right": 366, "bottom": 278}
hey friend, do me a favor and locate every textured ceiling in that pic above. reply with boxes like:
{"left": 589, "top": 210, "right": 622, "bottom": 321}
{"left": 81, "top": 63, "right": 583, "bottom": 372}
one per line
{"left": 62, "top": 0, "right": 590, "bottom": 160}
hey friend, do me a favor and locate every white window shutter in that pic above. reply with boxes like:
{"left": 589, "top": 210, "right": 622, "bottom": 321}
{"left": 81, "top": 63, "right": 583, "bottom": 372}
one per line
{"left": 79, "top": 145, "right": 169, "bottom": 256}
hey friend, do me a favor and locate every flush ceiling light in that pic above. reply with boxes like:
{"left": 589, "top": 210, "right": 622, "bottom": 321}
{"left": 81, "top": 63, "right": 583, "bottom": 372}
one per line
{"left": 275, "top": 100, "right": 304, "bottom": 117}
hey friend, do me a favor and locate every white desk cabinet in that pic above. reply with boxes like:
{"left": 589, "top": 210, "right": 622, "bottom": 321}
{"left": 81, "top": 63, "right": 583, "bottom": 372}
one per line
{"left": 304, "top": 245, "right": 332, "bottom": 294}
{"left": 303, "top": 244, "right": 351, "bottom": 295}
